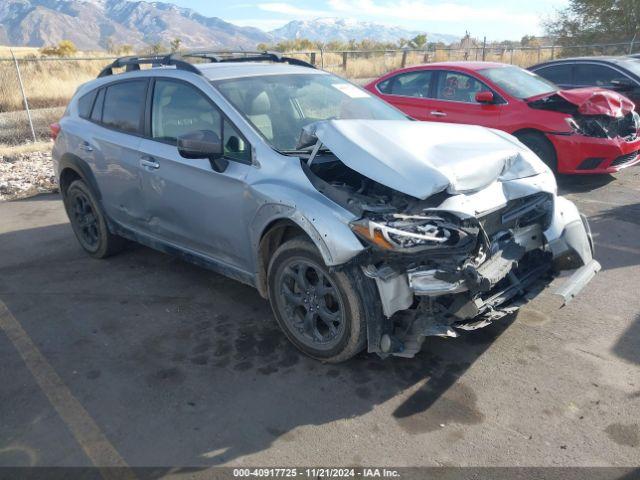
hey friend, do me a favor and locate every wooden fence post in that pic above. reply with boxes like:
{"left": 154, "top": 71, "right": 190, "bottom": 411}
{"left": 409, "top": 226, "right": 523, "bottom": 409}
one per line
{"left": 342, "top": 52, "right": 348, "bottom": 70}
{"left": 310, "top": 52, "right": 316, "bottom": 65}
{"left": 401, "top": 50, "right": 408, "bottom": 68}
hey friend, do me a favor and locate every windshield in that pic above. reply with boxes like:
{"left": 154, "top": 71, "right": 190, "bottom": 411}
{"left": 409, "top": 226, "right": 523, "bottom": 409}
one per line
{"left": 213, "top": 73, "right": 407, "bottom": 151}
{"left": 479, "top": 66, "right": 558, "bottom": 99}
{"left": 618, "top": 58, "right": 640, "bottom": 77}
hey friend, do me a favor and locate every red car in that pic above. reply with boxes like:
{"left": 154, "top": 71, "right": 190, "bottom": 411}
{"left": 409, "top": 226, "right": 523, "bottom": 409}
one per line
{"left": 365, "top": 62, "right": 640, "bottom": 174}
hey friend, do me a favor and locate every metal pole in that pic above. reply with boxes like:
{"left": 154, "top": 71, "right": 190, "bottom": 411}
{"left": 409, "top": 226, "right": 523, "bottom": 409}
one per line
{"left": 11, "top": 48, "right": 37, "bottom": 143}
{"left": 629, "top": 34, "right": 637, "bottom": 54}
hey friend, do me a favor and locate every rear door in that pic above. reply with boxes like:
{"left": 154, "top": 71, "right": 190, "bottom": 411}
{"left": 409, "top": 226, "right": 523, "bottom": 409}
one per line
{"left": 373, "top": 69, "right": 438, "bottom": 120}
{"left": 86, "top": 79, "right": 149, "bottom": 230}
{"left": 136, "top": 78, "right": 255, "bottom": 271}
{"left": 426, "top": 70, "right": 503, "bottom": 127}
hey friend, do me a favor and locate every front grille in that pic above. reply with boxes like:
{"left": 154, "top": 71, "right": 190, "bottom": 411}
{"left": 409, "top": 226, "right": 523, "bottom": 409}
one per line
{"left": 478, "top": 193, "right": 553, "bottom": 238}
{"left": 611, "top": 151, "right": 639, "bottom": 167}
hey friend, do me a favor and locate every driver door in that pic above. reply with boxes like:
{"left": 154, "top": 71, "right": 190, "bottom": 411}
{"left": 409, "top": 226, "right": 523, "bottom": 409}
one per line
{"left": 136, "top": 78, "right": 254, "bottom": 271}
{"left": 427, "top": 70, "right": 503, "bottom": 127}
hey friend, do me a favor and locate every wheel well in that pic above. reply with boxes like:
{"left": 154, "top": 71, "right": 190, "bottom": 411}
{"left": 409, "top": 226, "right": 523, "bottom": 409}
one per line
{"left": 512, "top": 128, "right": 546, "bottom": 140}
{"left": 512, "top": 128, "right": 557, "bottom": 168}
{"left": 256, "top": 219, "right": 310, "bottom": 298}
{"left": 59, "top": 167, "right": 82, "bottom": 196}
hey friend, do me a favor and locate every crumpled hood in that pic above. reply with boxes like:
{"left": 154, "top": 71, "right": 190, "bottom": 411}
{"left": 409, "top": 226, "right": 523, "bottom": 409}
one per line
{"left": 528, "top": 87, "right": 635, "bottom": 117}
{"left": 302, "top": 120, "right": 548, "bottom": 200}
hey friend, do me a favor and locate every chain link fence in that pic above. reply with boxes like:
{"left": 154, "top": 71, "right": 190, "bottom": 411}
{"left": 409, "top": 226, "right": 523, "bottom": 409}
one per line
{"left": 2, "top": 40, "right": 639, "bottom": 146}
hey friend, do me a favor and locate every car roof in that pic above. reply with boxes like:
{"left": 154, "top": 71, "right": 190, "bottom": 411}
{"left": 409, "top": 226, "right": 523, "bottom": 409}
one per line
{"left": 404, "top": 61, "right": 511, "bottom": 71}
{"left": 189, "top": 61, "right": 326, "bottom": 81}
{"left": 531, "top": 56, "right": 640, "bottom": 69}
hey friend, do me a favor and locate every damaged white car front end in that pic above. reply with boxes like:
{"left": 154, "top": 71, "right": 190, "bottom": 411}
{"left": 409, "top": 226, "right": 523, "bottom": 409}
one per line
{"left": 299, "top": 119, "right": 600, "bottom": 357}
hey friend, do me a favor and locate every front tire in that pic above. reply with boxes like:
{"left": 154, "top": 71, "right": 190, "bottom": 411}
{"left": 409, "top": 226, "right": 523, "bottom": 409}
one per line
{"left": 515, "top": 131, "right": 558, "bottom": 173}
{"left": 63, "top": 179, "right": 125, "bottom": 258}
{"left": 267, "top": 238, "right": 371, "bottom": 363}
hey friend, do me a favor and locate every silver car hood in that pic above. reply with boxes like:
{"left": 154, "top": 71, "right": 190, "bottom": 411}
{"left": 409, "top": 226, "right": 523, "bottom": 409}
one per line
{"left": 304, "top": 120, "right": 549, "bottom": 200}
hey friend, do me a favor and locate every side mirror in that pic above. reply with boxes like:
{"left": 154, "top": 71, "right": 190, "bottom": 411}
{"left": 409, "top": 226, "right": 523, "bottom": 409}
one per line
{"left": 475, "top": 91, "right": 495, "bottom": 104}
{"left": 610, "top": 78, "right": 635, "bottom": 91}
{"left": 177, "top": 130, "right": 223, "bottom": 159}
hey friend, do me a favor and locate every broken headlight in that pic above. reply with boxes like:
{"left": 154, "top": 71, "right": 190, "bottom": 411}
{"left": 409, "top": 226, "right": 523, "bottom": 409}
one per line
{"left": 350, "top": 213, "right": 472, "bottom": 253}
{"left": 565, "top": 111, "right": 640, "bottom": 139}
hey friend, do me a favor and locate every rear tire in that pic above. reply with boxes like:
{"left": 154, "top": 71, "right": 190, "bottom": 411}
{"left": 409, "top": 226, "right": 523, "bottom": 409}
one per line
{"left": 515, "top": 131, "right": 558, "bottom": 173}
{"left": 63, "top": 179, "right": 125, "bottom": 258}
{"left": 267, "top": 238, "right": 371, "bottom": 363}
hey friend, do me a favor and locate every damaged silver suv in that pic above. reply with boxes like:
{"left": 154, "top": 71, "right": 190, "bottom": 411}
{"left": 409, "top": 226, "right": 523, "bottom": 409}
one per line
{"left": 52, "top": 52, "right": 600, "bottom": 362}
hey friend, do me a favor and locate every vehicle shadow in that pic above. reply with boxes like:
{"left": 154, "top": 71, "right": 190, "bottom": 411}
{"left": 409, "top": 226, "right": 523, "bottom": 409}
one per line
{"left": 0, "top": 220, "right": 515, "bottom": 470}
{"left": 585, "top": 202, "right": 640, "bottom": 271}
{"left": 612, "top": 313, "right": 640, "bottom": 367}
{"left": 556, "top": 173, "right": 616, "bottom": 195}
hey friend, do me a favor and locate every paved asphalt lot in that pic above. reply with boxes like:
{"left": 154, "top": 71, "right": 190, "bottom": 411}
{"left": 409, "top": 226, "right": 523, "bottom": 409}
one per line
{"left": 0, "top": 169, "right": 639, "bottom": 473}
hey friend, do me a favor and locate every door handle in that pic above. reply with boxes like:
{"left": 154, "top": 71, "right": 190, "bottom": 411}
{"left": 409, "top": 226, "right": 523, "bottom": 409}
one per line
{"left": 79, "top": 142, "right": 93, "bottom": 152}
{"left": 430, "top": 111, "right": 447, "bottom": 117}
{"left": 139, "top": 156, "right": 160, "bottom": 169}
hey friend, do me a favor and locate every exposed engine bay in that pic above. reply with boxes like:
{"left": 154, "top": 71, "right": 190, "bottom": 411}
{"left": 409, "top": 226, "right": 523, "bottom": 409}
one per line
{"left": 528, "top": 88, "right": 640, "bottom": 140}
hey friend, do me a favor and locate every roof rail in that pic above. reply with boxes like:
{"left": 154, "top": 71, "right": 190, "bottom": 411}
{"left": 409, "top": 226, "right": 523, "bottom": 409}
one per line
{"left": 97, "top": 50, "right": 316, "bottom": 79}
{"left": 171, "top": 50, "right": 316, "bottom": 69}
{"left": 97, "top": 54, "right": 201, "bottom": 78}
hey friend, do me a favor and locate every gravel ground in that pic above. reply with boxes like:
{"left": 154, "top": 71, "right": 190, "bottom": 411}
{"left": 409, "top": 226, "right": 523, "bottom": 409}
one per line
{"left": 0, "top": 149, "right": 57, "bottom": 200}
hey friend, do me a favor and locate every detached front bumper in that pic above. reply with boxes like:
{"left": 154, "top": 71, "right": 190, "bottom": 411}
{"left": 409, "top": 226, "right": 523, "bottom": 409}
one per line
{"left": 547, "top": 132, "right": 640, "bottom": 174}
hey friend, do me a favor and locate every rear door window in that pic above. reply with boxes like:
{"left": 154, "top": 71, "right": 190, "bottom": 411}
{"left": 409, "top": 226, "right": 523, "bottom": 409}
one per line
{"left": 101, "top": 80, "right": 147, "bottom": 134}
{"left": 381, "top": 71, "right": 434, "bottom": 97}
{"left": 534, "top": 64, "right": 573, "bottom": 85}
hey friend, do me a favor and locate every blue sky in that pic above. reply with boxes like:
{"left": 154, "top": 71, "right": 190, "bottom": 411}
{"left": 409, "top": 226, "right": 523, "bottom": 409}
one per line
{"left": 167, "top": 0, "right": 569, "bottom": 40}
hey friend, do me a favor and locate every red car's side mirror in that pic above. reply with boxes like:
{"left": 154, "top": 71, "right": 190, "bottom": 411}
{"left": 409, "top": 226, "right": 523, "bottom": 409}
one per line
{"left": 475, "top": 91, "right": 495, "bottom": 104}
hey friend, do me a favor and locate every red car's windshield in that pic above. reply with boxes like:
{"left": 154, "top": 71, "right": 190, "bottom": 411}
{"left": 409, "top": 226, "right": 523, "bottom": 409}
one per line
{"left": 479, "top": 66, "right": 558, "bottom": 99}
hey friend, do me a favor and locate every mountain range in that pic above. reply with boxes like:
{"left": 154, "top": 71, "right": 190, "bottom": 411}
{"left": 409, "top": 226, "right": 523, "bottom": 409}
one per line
{"left": 270, "top": 18, "right": 458, "bottom": 45}
{"left": 0, "top": 0, "right": 459, "bottom": 51}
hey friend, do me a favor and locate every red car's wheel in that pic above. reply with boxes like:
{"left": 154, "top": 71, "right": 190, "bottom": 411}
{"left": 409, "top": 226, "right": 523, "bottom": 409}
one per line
{"left": 515, "top": 131, "right": 558, "bottom": 173}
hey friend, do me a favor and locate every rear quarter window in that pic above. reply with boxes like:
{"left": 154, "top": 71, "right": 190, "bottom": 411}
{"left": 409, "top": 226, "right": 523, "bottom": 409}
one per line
{"left": 101, "top": 80, "right": 148, "bottom": 134}
{"left": 77, "top": 90, "right": 97, "bottom": 119}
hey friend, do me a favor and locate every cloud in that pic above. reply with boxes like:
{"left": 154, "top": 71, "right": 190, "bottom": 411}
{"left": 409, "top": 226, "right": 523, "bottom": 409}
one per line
{"left": 327, "top": 0, "right": 538, "bottom": 26}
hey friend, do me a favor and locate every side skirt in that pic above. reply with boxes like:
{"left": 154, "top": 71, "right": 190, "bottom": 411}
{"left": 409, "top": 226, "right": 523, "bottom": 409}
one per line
{"left": 109, "top": 220, "right": 257, "bottom": 289}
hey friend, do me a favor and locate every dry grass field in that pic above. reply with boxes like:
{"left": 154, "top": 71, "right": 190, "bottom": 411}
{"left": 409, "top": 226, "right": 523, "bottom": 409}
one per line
{"left": 0, "top": 45, "right": 559, "bottom": 147}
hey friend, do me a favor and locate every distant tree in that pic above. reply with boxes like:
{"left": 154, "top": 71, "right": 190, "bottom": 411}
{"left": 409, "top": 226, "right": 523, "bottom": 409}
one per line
{"left": 104, "top": 38, "right": 132, "bottom": 55}
{"left": 520, "top": 35, "right": 536, "bottom": 46}
{"left": 39, "top": 40, "right": 78, "bottom": 57}
{"left": 410, "top": 34, "right": 428, "bottom": 49}
{"left": 546, "top": 0, "right": 640, "bottom": 45}
{"left": 148, "top": 42, "right": 164, "bottom": 55}
{"left": 170, "top": 38, "right": 182, "bottom": 53}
